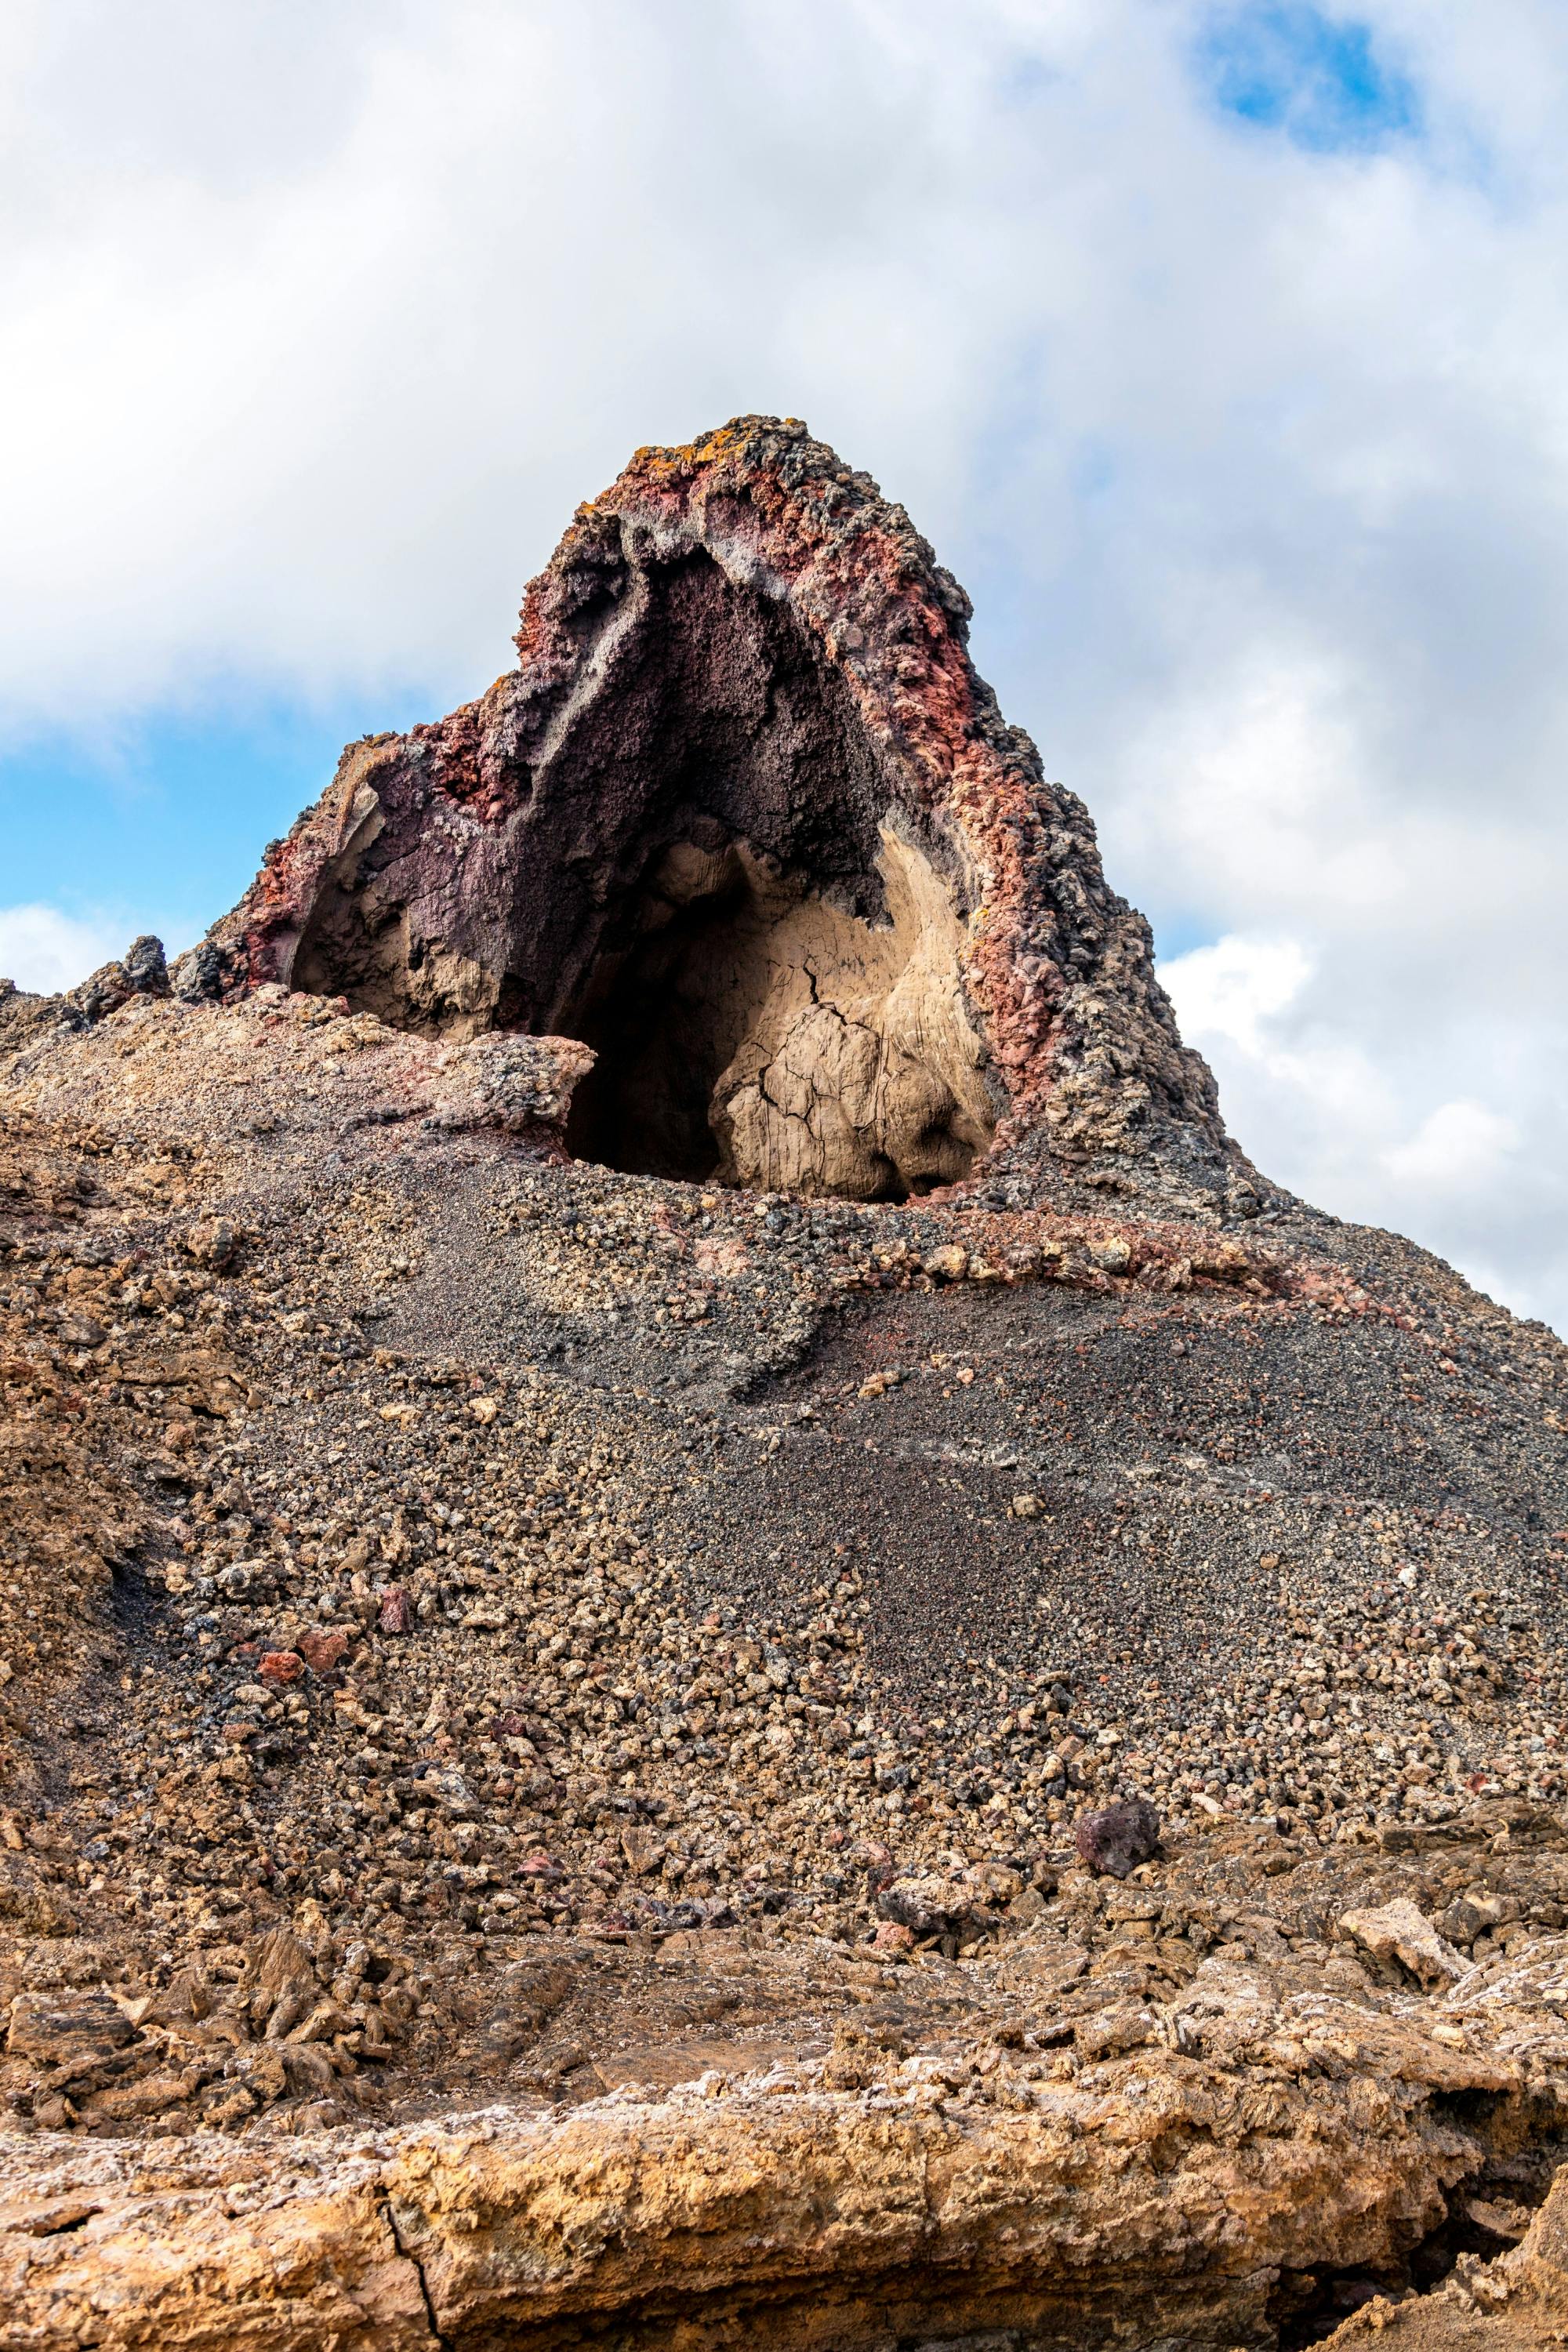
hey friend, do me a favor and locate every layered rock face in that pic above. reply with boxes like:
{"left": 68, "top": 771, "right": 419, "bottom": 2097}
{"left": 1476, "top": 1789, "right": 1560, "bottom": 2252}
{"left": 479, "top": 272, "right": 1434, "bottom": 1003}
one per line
{"left": 204, "top": 418, "right": 1225, "bottom": 1203}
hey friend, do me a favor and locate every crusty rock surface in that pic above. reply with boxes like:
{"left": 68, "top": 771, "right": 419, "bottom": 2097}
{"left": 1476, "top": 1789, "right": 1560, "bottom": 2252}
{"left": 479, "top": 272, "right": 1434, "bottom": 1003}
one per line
{"left": 198, "top": 417, "right": 1227, "bottom": 1205}
{"left": 4, "top": 1919, "right": 1568, "bottom": 2352}
{"left": 2, "top": 426, "right": 1568, "bottom": 2345}
{"left": 1321, "top": 2155, "right": 1568, "bottom": 2348}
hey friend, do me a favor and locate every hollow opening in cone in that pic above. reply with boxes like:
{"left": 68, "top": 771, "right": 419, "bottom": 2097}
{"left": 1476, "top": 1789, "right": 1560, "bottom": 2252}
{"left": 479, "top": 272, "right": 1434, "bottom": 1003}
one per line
{"left": 287, "top": 550, "right": 997, "bottom": 1196}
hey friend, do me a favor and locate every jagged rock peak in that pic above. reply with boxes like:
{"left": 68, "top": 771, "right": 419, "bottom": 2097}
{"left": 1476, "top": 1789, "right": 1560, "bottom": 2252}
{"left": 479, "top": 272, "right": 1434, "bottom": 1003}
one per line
{"left": 203, "top": 416, "right": 1233, "bottom": 1205}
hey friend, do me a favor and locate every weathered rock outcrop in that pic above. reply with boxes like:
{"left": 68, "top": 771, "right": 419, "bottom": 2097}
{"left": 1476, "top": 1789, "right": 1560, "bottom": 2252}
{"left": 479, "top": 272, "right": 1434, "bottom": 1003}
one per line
{"left": 1325, "top": 2156, "right": 1568, "bottom": 2347}
{"left": 198, "top": 419, "right": 1226, "bottom": 1203}
{"left": 0, "top": 1976, "right": 1558, "bottom": 2352}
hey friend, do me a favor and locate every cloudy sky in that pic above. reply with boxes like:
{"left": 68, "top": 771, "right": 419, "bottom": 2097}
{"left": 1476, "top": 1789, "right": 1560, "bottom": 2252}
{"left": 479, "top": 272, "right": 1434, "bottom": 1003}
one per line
{"left": 2, "top": 0, "right": 1565, "bottom": 1330}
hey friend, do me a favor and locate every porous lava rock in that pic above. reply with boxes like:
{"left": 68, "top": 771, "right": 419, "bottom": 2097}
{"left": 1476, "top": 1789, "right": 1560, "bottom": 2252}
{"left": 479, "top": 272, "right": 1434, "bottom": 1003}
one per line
{"left": 1075, "top": 1797, "right": 1162, "bottom": 1879}
{"left": 199, "top": 417, "right": 1228, "bottom": 1206}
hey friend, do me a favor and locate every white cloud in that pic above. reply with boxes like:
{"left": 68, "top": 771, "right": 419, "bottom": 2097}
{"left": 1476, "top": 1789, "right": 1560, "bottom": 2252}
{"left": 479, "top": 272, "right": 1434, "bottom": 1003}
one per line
{"left": 1382, "top": 1102, "right": 1523, "bottom": 1197}
{"left": 0, "top": 1, "right": 1566, "bottom": 1327}
{"left": 1163, "top": 927, "right": 1564, "bottom": 1326}
{"left": 0, "top": 905, "right": 122, "bottom": 994}
{"left": 1159, "top": 935, "right": 1314, "bottom": 1055}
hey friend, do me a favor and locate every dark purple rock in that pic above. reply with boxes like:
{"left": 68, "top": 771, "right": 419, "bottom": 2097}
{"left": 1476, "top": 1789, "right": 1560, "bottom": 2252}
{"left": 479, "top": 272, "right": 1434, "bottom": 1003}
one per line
{"left": 1075, "top": 1798, "right": 1160, "bottom": 1880}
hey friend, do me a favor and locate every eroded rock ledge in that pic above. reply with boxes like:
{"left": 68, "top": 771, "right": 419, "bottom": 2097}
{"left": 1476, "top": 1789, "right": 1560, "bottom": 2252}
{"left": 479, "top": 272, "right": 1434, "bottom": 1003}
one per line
{"left": 1, "top": 1976, "right": 1560, "bottom": 2352}
{"left": 195, "top": 418, "right": 1227, "bottom": 1205}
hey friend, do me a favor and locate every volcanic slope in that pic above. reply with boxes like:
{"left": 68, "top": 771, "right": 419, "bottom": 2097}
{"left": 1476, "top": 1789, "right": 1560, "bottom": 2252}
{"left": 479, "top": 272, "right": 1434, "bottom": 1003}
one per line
{"left": 0, "top": 419, "right": 1566, "bottom": 2350}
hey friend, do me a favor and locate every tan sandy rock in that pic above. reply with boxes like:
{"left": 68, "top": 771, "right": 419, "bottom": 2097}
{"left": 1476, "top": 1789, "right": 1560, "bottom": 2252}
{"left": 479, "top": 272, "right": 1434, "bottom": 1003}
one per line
{"left": 1340, "top": 1900, "right": 1468, "bottom": 1988}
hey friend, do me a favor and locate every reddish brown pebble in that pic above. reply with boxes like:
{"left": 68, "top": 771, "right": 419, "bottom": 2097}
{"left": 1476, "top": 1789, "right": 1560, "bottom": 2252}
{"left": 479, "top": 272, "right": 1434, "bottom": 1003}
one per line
{"left": 257, "top": 1650, "right": 303, "bottom": 1686}
{"left": 872, "top": 1920, "right": 916, "bottom": 1952}
{"left": 377, "top": 1588, "right": 412, "bottom": 1634}
{"left": 298, "top": 1629, "right": 350, "bottom": 1674}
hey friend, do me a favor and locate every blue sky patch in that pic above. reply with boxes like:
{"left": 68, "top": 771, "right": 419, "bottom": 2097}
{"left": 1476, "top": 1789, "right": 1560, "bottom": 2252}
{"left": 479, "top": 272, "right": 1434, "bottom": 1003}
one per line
{"left": 0, "top": 691, "right": 436, "bottom": 960}
{"left": 1196, "top": 4, "right": 1420, "bottom": 153}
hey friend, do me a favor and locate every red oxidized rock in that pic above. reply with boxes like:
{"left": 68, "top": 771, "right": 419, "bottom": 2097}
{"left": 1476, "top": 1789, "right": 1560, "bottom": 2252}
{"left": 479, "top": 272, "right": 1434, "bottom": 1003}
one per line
{"left": 257, "top": 1650, "right": 303, "bottom": 1686}
{"left": 376, "top": 1588, "right": 412, "bottom": 1635}
{"left": 872, "top": 1920, "right": 916, "bottom": 1954}
{"left": 584, "top": 1912, "right": 633, "bottom": 1941}
{"left": 199, "top": 418, "right": 1243, "bottom": 1210}
{"left": 297, "top": 1629, "right": 350, "bottom": 1675}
